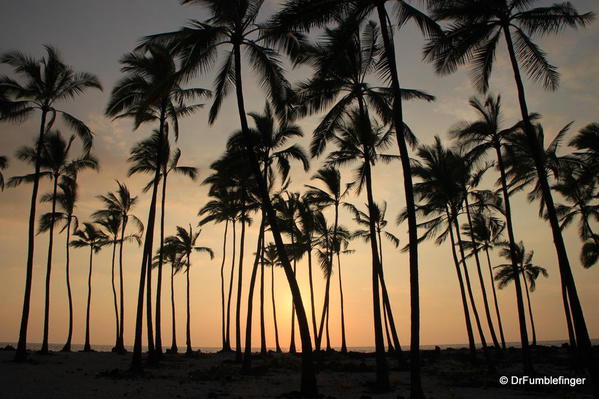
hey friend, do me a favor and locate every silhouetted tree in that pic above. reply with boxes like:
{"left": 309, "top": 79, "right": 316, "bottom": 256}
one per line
{"left": 0, "top": 46, "right": 101, "bottom": 361}
{"left": 71, "top": 222, "right": 108, "bottom": 352}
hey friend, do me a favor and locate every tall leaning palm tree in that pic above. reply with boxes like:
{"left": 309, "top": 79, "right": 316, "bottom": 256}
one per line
{"left": 142, "top": 2, "right": 318, "bottom": 393}
{"left": 106, "top": 43, "right": 209, "bottom": 369}
{"left": 31, "top": 131, "right": 98, "bottom": 354}
{"left": 495, "top": 241, "right": 548, "bottom": 346}
{"left": 40, "top": 178, "right": 79, "bottom": 352}
{"left": 70, "top": 222, "right": 108, "bottom": 352}
{"left": 408, "top": 137, "right": 482, "bottom": 363}
{"left": 94, "top": 181, "right": 143, "bottom": 353}
{"left": 272, "top": 3, "right": 439, "bottom": 394}
{"left": 426, "top": 1, "right": 596, "bottom": 382}
{"left": 164, "top": 225, "right": 214, "bottom": 355}
{"left": 236, "top": 104, "right": 309, "bottom": 369}
{"left": 324, "top": 109, "right": 399, "bottom": 386}
{"left": 450, "top": 94, "right": 533, "bottom": 365}
{"left": 0, "top": 45, "right": 101, "bottom": 361}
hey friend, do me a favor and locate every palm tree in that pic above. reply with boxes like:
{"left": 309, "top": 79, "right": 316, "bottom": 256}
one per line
{"left": 323, "top": 108, "right": 398, "bottom": 385}
{"left": 570, "top": 123, "right": 599, "bottom": 182}
{"left": 106, "top": 43, "right": 209, "bottom": 369}
{"left": 553, "top": 168, "right": 599, "bottom": 269}
{"left": 331, "top": 225, "right": 354, "bottom": 355}
{"left": 199, "top": 186, "right": 240, "bottom": 352}
{"left": 462, "top": 211, "right": 507, "bottom": 349}
{"left": 304, "top": 167, "right": 352, "bottom": 352}
{"left": 0, "top": 156, "right": 7, "bottom": 190}
{"left": 408, "top": 137, "right": 482, "bottom": 361}
{"left": 450, "top": 94, "right": 534, "bottom": 364}
{"left": 40, "top": 178, "right": 78, "bottom": 352}
{"left": 273, "top": 191, "right": 302, "bottom": 354}
{"left": 131, "top": 134, "right": 199, "bottom": 358}
{"left": 262, "top": 243, "right": 283, "bottom": 353}
{"left": 164, "top": 225, "right": 214, "bottom": 355}
{"left": 10, "top": 131, "right": 98, "bottom": 354}
{"left": 0, "top": 46, "right": 101, "bottom": 361}
{"left": 95, "top": 212, "right": 123, "bottom": 352}
{"left": 346, "top": 201, "right": 402, "bottom": 355}
{"left": 568, "top": 123, "right": 599, "bottom": 270}
{"left": 202, "top": 155, "right": 254, "bottom": 354}
{"left": 426, "top": 0, "right": 596, "bottom": 380}
{"left": 153, "top": 243, "right": 185, "bottom": 353}
{"left": 94, "top": 181, "right": 143, "bottom": 353}
{"left": 236, "top": 104, "right": 309, "bottom": 369}
{"left": 495, "top": 242, "right": 548, "bottom": 346}
{"left": 293, "top": 21, "right": 433, "bottom": 158}
{"left": 142, "top": 2, "right": 318, "bottom": 392}
{"left": 503, "top": 122, "right": 580, "bottom": 351}
{"left": 70, "top": 222, "right": 108, "bottom": 352}
{"left": 272, "top": 3, "right": 440, "bottom": 393}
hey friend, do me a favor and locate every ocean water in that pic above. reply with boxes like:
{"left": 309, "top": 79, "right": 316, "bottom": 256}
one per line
{"left": 2, "top": 339, "right": 597, "bottom": 353}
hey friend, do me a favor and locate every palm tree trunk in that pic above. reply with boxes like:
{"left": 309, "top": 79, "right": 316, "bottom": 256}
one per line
{"left": 337, "top": 252, "right": 347, "bottom": 353}
{"left": 561, "top": 283, "right": 576, "bottom": 349}
{"left": 110, "top": 240, "right": 120, "bottom": 351}
{"left": 493, "top": 143, "right": 532, "bottom": 371}
{"left": 307, "top": 244, "right": 318, "bottom": 347}
{"left": 464, "top": 196, "right": 500, "bottom": 349}
{"left": 377, "top": 230, "right": 403, "bottom": 360}
{"left": 185, "top": 255, "right": 192, "bottom": 355}
{"left": 62, "top": 218, "right": 74, "bottom": 352}
{"left": 503, "top": 26, "right": 599, "bottom": 383}
{"left": 235, "top": 197, "right": 247, "bottom": 362}
{"left": 378, "top": 232, "right": 394, "bottom": 353}
{"left": 16, "top": 108, "right": 48, "bottom": 362}
{"left": 316, "top": 272, "right": 331, "bottom": 352}
{"left": 220, "top": 220, "right": 229, "bottom": 351}
{"left": 363, "top": 158, "right": 389, "bottom": 390}
{"left": 84, "top": 247, "right": 94, "bottom": 352}
{"left": 260, "top": 238, "right": 267, "bottom": 355}
{"left": 131, "top": 105, "right": 166, "bottom": 371}
{"left": 289, "top": 233, "right": 297, "bottom": 354}
{"left": 484, "top": 247, "right": 506, "bottom": 349}
{"left": 155, "top": 172, "right": 168, "bottom": 358}
{"left": 375, "top": 6, "right": 422, "bottom": 397}
{"left": 117, "top": 217, "right": 127, "bottom": 353}
{"left": 225, "top": 220, "right": 237, "bottom": 352}
{"left": 383, "top": 305, "right": 394, "bottom": 352}
{"left": 325, "top": 297, "right": 331, "bottom": 351}
{"left": 41, "top": 176, "right": 59, "bottom": 354}
{"left": 523, "top": 278, "right": 537, "bottom": 346}
{"left": 146, "top": 245, "right": 155, "bottom": 358}
{"left": 170, "top": 264, "right": 178, "bottom": 353}
{"left": 232, "top": 42, "right": 316, "bottom": 397}
{"left": 446, "top": 208, "right": 476, "bottom": 360}
{"left": 242, "top": 217, "right": 265, "bottom": 371}
{"left": 271, "top": 263, "right": 282, "bottom": 353}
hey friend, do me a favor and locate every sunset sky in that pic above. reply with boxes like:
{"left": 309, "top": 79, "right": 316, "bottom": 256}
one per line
{"left": 0, "top": 0, "right": 598, "bottom": 350}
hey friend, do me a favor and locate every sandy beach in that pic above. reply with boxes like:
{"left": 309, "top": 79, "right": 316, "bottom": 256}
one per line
{"left": 0, "top": 346, "right": 593, "bottom": 398}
